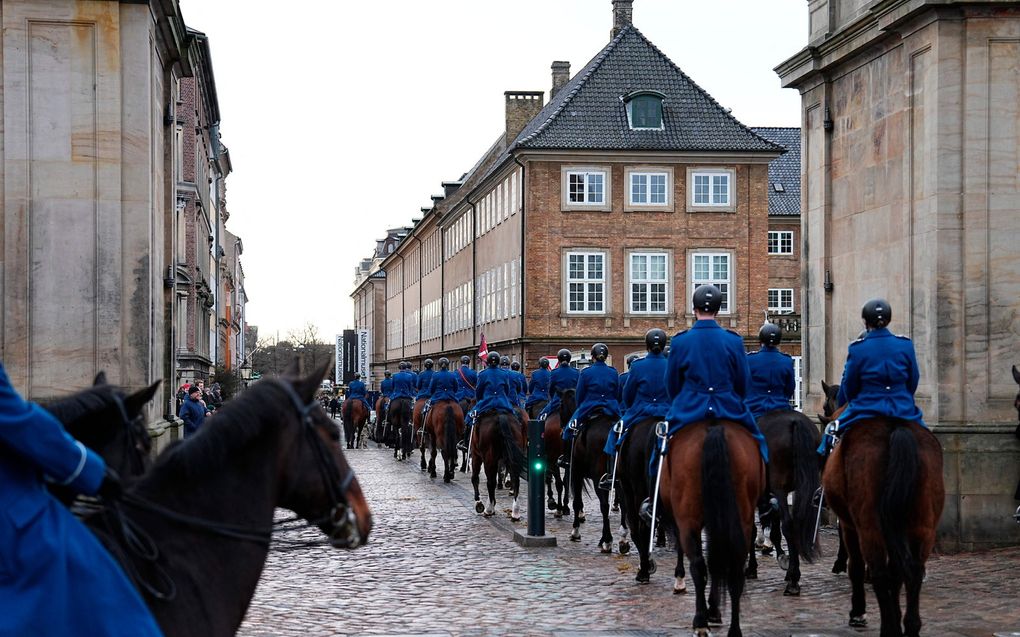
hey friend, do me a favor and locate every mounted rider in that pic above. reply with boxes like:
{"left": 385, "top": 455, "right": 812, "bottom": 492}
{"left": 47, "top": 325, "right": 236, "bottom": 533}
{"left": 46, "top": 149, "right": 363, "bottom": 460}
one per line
{"left": 455, "top": 355, "right": 479, "bottom": 452}
{"left": 541, "top": 348, "right": 580, "bottom": 421}
{"left": 827, "top": 299, "right": 926, "bottom": 442}
{"left": 605, "top": 329, "right": 669, "bottom": 455}
{"left": 509, "top": 360, "right": 527, "bottom": 408}
{"left": 416, "top": 358, "right": 435, "bottom": 425}
{"left": 474, "top": 351, "right": 517, "bottom": 418}
{"left": 745, "top": 322, "right": 796, "bottom": 420}
{"left": 378, "top": 369, "right": 393, "bottom": 420}
{"left": 427, "top": 358, "right": 460, "bottom": 403}
{"left": 525, "top": 357, "right": 552, "bottom": 415}
{"left": 346, "top": 373, "right": 373, "bottom": 413}
{"left": 0, "top": 361, "right": 163, "bottom": 636}
{"left": 559, "top": 343, "right": 621, "bottom": 470}
{"left": 390, "top": 362, "right": 416, "bottom": 401}
{"left": 617, "top": 353, "right": 640, "bottom": 408}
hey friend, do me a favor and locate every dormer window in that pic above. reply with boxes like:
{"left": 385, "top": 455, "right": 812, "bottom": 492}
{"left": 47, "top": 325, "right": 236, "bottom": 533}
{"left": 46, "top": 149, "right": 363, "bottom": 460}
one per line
{"left": 624, "top": 90, "right": 665, "bottom": 130}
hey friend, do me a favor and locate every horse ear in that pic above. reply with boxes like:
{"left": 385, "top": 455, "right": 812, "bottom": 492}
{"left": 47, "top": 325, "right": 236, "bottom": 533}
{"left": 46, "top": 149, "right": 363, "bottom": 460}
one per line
{"left": 820, "top": 379, "right": 831, "bottom": 395}
{"left": 125, "top": 380, "right": 162, "bottom": 416}
{"left": 295, "top": 360, "right": 331, "bottom": 403}
{"left": 1012, "top": 365, "right": 1020, "bottom": 386}
{"left": 94, "top": 371, "right": 108, "bottom": 386}
{"left": 284, "top": 357, "right": 301, "bottom": 378}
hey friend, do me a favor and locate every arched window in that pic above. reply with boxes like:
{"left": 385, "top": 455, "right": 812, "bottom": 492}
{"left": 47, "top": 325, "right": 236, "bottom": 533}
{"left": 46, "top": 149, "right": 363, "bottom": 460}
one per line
{"left": 624, "top": 91, "right": 665, "bottom": 130}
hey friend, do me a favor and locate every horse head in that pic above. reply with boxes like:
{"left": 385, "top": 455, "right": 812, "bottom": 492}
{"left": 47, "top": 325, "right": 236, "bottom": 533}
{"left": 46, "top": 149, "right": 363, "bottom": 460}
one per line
{"left": 560, "top": 388, "right": 577, "bottom": 425}
{"left": 820, "top": 380, "right": 842, "bottom": 418}
{"left": 275, "top": 360, "right": 372, "bottom": 548}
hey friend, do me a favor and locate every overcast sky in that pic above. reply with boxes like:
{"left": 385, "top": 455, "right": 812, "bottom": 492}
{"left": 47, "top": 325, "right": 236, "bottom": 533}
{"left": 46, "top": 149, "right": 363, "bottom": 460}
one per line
{"left": 180, "top": 0, "right": 807, "bottom": 342}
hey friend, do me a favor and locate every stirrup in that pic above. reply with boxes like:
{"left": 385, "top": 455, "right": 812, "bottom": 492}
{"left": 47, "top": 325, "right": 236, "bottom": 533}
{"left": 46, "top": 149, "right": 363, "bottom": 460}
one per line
{"left": 1014, "top": 505, "right": 1020, "bottom": 525}
{"left": 758, "top": 496, "right": 780, "bottom": 524}
{"left": 556, "top": 455, "right": 570, "bottom": 469}
{"left": 456, "top": 440, "right": 468, "bottom": 452}
{"left": 639, "top": 498, "right": 654, "bottom": 524}
{"left": 598, "top": 472, "right": 614, "bottom": 491}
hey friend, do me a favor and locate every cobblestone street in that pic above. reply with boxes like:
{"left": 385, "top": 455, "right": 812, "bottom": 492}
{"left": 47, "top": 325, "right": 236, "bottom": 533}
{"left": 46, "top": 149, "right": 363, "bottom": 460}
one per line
{"left": 239, "top": 446, "right": 1020, "bottom": 637}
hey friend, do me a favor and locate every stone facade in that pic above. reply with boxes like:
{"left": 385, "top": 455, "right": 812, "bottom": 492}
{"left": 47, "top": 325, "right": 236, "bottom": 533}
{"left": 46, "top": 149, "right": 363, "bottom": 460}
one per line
{"left": 777, "top": 0, "right": 1020, "bottom": 548}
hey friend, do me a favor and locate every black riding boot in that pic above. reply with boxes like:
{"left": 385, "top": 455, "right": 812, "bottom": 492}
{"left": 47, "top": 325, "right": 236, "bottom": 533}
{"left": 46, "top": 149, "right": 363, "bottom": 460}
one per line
{"left": 457, "top": 425, "right": 470, "bottom": 452}
{"left": 757, "top": 463, "right": 780, "bottom": 525}
{"left": 558, "top": 437, "right": 572, "bottom": 469}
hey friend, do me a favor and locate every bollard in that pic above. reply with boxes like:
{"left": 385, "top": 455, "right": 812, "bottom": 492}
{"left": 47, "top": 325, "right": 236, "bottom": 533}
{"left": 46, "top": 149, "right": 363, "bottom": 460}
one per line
{"left": 514, "top": 417, "right": 556, "bottom": 547}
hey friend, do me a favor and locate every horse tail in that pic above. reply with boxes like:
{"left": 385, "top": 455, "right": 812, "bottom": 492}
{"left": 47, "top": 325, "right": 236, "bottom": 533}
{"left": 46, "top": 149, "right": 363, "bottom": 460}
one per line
{"left": 497, "top": 412, "right": 526, "bottom": 479}
{"left": 444, "top": 404, "right": 457, "bottom": 460}
{"left": 880, "top": 423, "right": 919, "bottom": 580}
{"left": 790, "top": 415, "right": 820, "bottom": 562}
{"left": 559, "top": 389, "right": 576, "bottom": 426}
{"left": 342, "top": 399, "right": 352, "bottom": 425}
{"left": 702, "top": 423, "right": 747, "bottom": 584}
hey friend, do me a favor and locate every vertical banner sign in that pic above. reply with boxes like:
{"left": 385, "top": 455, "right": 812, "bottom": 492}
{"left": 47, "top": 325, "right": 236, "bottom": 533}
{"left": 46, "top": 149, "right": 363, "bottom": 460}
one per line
{"left": 356, "top": 329, "right": 371, "bottom": 386}
{"left": 335, "top": 334, "right": 343, "bottom": 386}
{"left": 341, "top": 330, "right": 357, "bottom": 384}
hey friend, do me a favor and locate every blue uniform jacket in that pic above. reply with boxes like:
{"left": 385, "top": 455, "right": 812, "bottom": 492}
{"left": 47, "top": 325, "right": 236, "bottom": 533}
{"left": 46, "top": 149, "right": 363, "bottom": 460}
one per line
{"left": 566, "top": 360, "right": 621, "bottom": 437}
{"left": 415, "top": 369, "right": 435, "bottom": 400}
{"left": 605, "top": 353, "right": 669, "bottom": 453}
{"left": 428, "top": 370, "right": 460, "bottom": 403}
{"left": 455, "top": 365, "right": 478, "bottom": 402}
{"left": 544, "top": 365, "right": 580, "bottom": 417}
{"left": 745, "top": 346, "right": 796, "bottom": 419}
{"left": 665, "top": 320, "right": 768, "bottom": 462}
{"left": 525, "top": 368, "right": 551, "bottom": 406}
{"left": 510, "top": 370, "right": 527, "bottom": 406}
{"left": 835, "top": 327, "right": 926, "bottom": 431}
{"left": 347, "top": 379, "right": 373, "bottom": 411}
{"left": 178, "top": 396, "right": 207, "bottom": 435}
{"left": 0, "top": 362, "right": 162, "bottom": 636}
{"left": 617, "top": 371, "right": 631, "bottom": 407}
{"left": 474, "top": 367, "right": 516, "bottom": 416}
{"left": 390, "top": 371, "right": 416, "bottom": 400}
{"left": 380, "top": 377, "right": 393, "bottom": 398}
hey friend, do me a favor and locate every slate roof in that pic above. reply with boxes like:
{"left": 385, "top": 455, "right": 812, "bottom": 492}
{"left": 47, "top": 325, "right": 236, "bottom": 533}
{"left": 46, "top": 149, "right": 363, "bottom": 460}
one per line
{"left": 751, "top": 127, "right": 800, "bottom": 216}
{"left": 512, "top": 25, "right": 783, "bottom": 154}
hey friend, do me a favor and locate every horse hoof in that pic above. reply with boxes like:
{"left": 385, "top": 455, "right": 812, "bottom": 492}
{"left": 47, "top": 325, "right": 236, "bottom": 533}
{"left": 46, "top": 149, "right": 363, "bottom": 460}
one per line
{"left": 599, "top": 541, "right": 612, "bottom": 554}
{"left": 745, "top": 567, "right": 758, "bottom": 580}
{"left": 611, "top": 503, "right": 619, "bottom": 512}
{"left": 547, "top": 499, "right": 557, "bottom": 511}
{"left": 761, "top": 545, "right": 773, "bottom": 556}
{"left": 475, "top": 502, "right": 485, "bottom": 514}
{"left": 848, "top": 615, "right": 867, "bottom": 628}
{"left": 443, "top": 476, "right": 451, "bottom": 484}
{"left": 554, "top": 510, "right": 563, "bottom": 519}
{"left": 578, "top": 513, "right": 586, "bottom": 524}
{"left": 783, "top": 583, "right": 800, "bottom": 596}
{"left": 636, "top": 571, "right": 650, "bottom": 584}
{"left": 510, "top": 515, "right": 521, "bottom": 522}
{"left": 619, "top": 541, "right": 631, "bottom": 555}
{"left": 832, "top": 560, "right": 847, "bottom": 574}
{"left": 673, "top": 577, "right": 687, "bottom": 594}
{"left": 707, "top": 609, "right": 723, "bottom": 625}
{"left": 569, "top": 528, "right": 581, "bottom": 542}
{"left": 483, "top": 511, "right": 495, "bottom": 518}
{"left": 777, "top": 553, "right": 789, "bottom": 571}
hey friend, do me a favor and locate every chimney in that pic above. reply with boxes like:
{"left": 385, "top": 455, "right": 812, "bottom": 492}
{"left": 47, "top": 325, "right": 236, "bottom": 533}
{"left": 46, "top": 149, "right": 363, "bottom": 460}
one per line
{"left": 611, "top": 0, "right": 633, "bottom": 39}
{"left": 504, "top": 91, "right": 545, "bottom": 147}
{"left": 551, "top": 61, "right": 571, "bottom": 100}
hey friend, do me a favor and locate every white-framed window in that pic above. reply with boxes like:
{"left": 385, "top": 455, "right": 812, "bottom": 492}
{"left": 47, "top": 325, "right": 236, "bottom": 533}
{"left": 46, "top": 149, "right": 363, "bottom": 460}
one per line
{"left": 692, "top": 172, "right": 730, "bottom": 206}
{"left": 630, "top": 172, "right": 668, "bottom": 205}
{"left": 565, "top": 251, "right": 606, "bottom": 314}
{"left": 768, "top": 230, "right": 794, "bottom": 255}
{"left": 629, "top": 252, "right": 669, "bottom": 314}
{"left": 692, "top": 252, "right": 731, "bottom": 313}
{"left": 768, "top": 288, "right": 794, "bottom": 313}
{"left": 567, "top": 171, "right": 605, "bottom": 205}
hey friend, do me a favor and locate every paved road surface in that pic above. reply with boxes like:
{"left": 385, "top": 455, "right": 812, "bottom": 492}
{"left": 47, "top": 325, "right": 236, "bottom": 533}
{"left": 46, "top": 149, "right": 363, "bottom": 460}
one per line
{"left": 239, "top": 446, "right": 1020, "bottom": 637}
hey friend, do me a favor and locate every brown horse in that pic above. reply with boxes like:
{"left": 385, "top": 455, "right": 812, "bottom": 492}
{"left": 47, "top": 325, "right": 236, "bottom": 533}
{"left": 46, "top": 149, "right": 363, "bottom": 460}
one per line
{"left": 818, "top": 380, "right": 854, "bottom": 575}
{"left": 543, "top": 388, "right": 576, "bottom": 518}
{"left": 1013, "top": 366, "right": 1020, "bottom": 506}
{"left": 567, "top": 413, "right": 621, "bottom": 553}
{"left": 458, "top": 396, "right": 476, "bottom": 473}
{"left": 424, "top": 399, "right": 465, "bottom": 482}
{"left": 823, "top": 417, "right": 944, "bottom": 636}
{"left": 387, "top": 397, "right": 414, "bottom": 460}
{"left": 373, "top": 395, "right": 389, "bottom": 445}
{"left": 341, "top": 398, "right": 370, "bottom": 450}
{"left": 659, "top": 421, "right": 764, "bottom": 637}
{"left": 471, "top": 409, "right": 526, "bottom": 520}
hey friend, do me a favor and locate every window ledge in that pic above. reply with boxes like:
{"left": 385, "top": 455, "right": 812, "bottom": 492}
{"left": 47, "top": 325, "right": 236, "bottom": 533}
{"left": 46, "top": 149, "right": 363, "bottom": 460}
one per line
{"left": 561, "top": 204, "right": 612, "bottom": 213}
{"left": 624, "top": 204, "right": 674, "bottom": 213}
{"left": 687, "top": 205, "right": 737, "bottom": 213}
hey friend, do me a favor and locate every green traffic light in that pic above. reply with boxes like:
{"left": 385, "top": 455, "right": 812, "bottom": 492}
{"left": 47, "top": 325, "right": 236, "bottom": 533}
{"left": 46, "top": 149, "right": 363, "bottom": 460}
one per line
{"left": 533, "top": 460, "right": 544, "bottom": 472}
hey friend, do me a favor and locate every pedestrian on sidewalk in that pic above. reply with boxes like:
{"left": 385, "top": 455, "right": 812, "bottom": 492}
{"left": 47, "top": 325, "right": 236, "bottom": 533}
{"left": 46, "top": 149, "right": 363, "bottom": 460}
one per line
{"left": 179, "top": 385, "right": 210, "bottom": 436}
{"left": 329, "top": 395, "right": 340, "bottom": 419}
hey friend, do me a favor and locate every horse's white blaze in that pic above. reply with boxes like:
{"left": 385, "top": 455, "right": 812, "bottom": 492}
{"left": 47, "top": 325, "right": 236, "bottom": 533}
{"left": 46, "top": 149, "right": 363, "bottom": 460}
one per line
{"left": 674, "top": 576, "right": 686, "bottom": 592}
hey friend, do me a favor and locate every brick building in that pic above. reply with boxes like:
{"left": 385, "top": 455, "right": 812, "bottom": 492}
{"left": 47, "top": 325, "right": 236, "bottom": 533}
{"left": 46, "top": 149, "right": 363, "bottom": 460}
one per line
{"left": 353, "top": 1, "right": 798, "bottom": 393}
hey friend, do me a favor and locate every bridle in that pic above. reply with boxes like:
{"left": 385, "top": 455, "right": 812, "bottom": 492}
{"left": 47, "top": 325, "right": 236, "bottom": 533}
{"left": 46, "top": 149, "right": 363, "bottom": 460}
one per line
{"left": 110, "top": 391, "right": 150, "bottom": 477}
{"left": 100, "top": 379, "right": 363, "bottom": 603}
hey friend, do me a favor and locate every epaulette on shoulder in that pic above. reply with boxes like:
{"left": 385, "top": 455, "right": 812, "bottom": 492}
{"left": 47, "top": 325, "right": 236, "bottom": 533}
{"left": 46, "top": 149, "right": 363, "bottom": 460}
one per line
{"left": 780, "top": 351, "right": 792, "bottom": 358}
{"left": 674, "top": 329, "right": 688, "bottom": 337}
{"left": 895, "top": 334, "right": 911, "bottom": 340}
{"left": 726, "top": 329, "right": 742, "bottom": 338}
{"left": 849, "top": 337, "right": 865, "bottom": 346}
{"left": 747, "top": 350, "right": 759, "bottom": 355}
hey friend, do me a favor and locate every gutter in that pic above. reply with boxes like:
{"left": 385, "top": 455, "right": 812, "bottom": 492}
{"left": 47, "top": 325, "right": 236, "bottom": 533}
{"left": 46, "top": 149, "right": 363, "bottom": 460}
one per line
{"left": 513, "top": 154, "right": 527, "bottom": 366}
{"left": 466, "top": 194, "right": 478, "bottom": 346}
{"left": 411, "top": 234, "right": 424, "bottom": 357}
{"left": 396, "top": 253, "right": 406, "bottom": 360}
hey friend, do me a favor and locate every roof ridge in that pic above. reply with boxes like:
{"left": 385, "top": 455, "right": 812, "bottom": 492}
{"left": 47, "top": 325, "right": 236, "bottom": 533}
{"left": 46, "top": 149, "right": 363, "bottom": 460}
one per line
{"left": 511, "top": 25, "right": 633, "bottom": 149}
{"left": 628, "top": 26, "right": 785, "bottom": 153}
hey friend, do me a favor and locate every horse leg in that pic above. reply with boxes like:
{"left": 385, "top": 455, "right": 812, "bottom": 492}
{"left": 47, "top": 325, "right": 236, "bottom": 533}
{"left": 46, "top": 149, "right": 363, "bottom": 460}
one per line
{"left": 596, "top": 484, "right": 613, "bottom": 553}
{"left": 783, "top": 503, "right": 802, "bottom": 596}
{"left": 569, "top": 466, "right": 583, "bottom": 542}
{"left": 870, "top": 562, "right": 903, "bottom": 637}
{"left": 772, "top": 500, "right": 787, "bottom": 568}
{"left": 509, "top": 468, "right": 521, "bottom": 522}
{"left": 483, "top": 458, "right": 498, "bottom": 517}
{"left": 844, "top": 525, "right": 868, "bottom": 628}
{"left": 745, "top": 546, "right": 758, "bottom": 579}
{"left": 688, "top": 533, "right": 711, "bottom": 633}
{"left": 556, "top": 467, "right": 569, "bottom": 518}
{"left": 471, "top": 453, "right": 483, "bottom": 514}
{"left": 546, "top": 470, "right": 557, "bottom": 511}
{"left": 428, "top": 434, "right": 438, "bottom": 479}
{"left": 726, "top": 561, "right": 746, "bottom": 637}
{"left": 833, "top": 518, "right": 849, "bottom": 573}
{"left": 630, "top": 497, "right": 655, "bottom": 583}
{"left": 903, "top": 539, "right": 925, "bottom": 637}
{"left": 707, "top": 574, "right": 723, "bottom": 626}
{"left": 674, "top": 546, "right": 687, "bottom": 594}
{"left": 617, "top": 504, "right": 630, "bottom": 555}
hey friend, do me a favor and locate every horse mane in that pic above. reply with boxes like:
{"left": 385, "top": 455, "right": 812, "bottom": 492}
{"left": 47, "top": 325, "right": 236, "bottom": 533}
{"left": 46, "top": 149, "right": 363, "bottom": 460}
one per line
{"left": 146, "top": 380, "right": 291, "bottom": 484}
{"left": 40, "top": 385, "right": 115, "bottom": 425}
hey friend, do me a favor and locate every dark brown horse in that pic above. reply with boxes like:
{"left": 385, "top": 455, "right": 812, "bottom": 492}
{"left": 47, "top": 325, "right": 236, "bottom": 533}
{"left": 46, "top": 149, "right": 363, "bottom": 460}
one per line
{"left": 1013, "top": 366, "right": 1020, "bottom": 505}
{"left": 659, "top": 421, "right": 764, "bottom": 637}
{"left": 458, "top": 396, "right": 476, "bottom": 473}
{"left": 568, "top": 412, "right": 622, "bottom": 553}
{"left": 470, "top": 410, "right": 526, "bottom": 520}
{"left": 526, "top": 399, "right": 548, "bottom": 421}
{"left": 818, "top": 380, "right": 853, "bottom": 575}
{"left": 413, "top": 397, "right": 427, "bottom": 459}
{"left": 373, "top": 395, "right": 389, "bottom": 445}
{"left": 823, "top": 417, "right": 944, "bottom": 636}
{"left": 387, "top": 396, "right": 414, "bottom": 461}
{"left": 746, "top": 410, "right": 820, "bottom": 595}
{"left": 543, "top": 388, "right": 576, "bottom": 518}
{"left": 424, "top": 399, "right": 464, "bottom": 482}
{"left": 341, "top": 397, "right": 370, "bottom": 450}
{"left": 85, "top": 361, "right": 373, "bottom": 637}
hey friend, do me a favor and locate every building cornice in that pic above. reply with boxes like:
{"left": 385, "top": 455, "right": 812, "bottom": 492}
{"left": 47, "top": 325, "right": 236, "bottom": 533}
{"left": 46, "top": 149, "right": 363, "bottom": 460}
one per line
{"left": 513, "top": 149, "right": 780, "bottom": 165}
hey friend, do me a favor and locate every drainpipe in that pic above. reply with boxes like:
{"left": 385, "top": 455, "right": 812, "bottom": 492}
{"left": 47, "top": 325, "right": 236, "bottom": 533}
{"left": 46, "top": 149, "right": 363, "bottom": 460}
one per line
{"left": 440, "top": 228, "right": 445, "bottom": 352}
{"left": 396, "top": 253, "right": 406, "bottom": 360}
{"left": 466, "top": 194, "right": 478, "bottom": 348}
{"left": 411, "top": 233, "right": 424, "bottom": 360}
{"left": 513, "top": 155, "right": 527, "bottom": 367}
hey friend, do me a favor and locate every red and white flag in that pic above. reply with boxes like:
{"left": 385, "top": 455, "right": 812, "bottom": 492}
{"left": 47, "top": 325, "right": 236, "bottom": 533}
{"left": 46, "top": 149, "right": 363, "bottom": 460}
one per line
{"left": 476, "top": 333, "right": 488, "bottom": 361}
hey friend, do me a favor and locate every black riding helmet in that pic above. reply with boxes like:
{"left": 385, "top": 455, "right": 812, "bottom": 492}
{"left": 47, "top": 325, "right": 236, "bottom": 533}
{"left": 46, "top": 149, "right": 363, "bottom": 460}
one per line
{"left": 591, "top": 343, "right": 609, "bottom": 362}
{"left": 557, "top": 348, "right": 572, "bottom": 363}
{"left": 438, "top": 357, "right": 450, "bottom": 370}
{"left": 645, "top": 328, "right": 668, "bottom": 354}
{"left": 384, "top": 370, "right": 392, "bottom": 378}
{"left": 539, "top": 357, "right": 550, "bottom": 369}
{"left": 424, "top": 359, "right": 434, "bottom": 369}
{"left": 487, "top": 351, "right": 501, "bottom": 367}
{"left": 692, "top": 284, "right": 723, "bottom": 314}
{"left": 626, "top": 354, "right": 639, "bottom": 369}
{"left": 460, "top": 355, "right": 470, "bottom": 365}
{"left": 759, "top": 322, "right": 782, "bottom": 346}
{"left": 862, "top": 298, "right": 891, "bottom": 329}
{"left": 510, "top": 361, "right": 521, "bottom": 371}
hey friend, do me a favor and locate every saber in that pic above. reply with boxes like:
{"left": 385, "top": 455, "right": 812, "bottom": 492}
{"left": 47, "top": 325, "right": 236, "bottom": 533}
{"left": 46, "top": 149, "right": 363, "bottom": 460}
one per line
{"left": 647, "top": 420, "right": 670, "bottom": 556}
{"left": 606, "top": 419, "right": 625, "bottom": 510}
{"left": 565, "top": 419, "right": 579, "bottom": 503}
{"left": 812, "top": 486, "right": 825, "bottom": 544}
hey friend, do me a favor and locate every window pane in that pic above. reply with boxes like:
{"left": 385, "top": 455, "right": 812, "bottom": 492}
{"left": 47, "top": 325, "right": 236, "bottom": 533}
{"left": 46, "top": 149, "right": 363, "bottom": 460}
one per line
{"left": 588, "top": 283, "right": 604, "bottom": 311}
{"left": 588, "top": 254, "right": 603, "bottom": 280}
{"left": 713, "top": 255, "right": 729, "bottom": 280}
{"left": 631, "top": 173, "right": 647, "bottom": 204}
{"left": 694, "top": 255, "right": 709, "bottom": 280}
{"left": 631, "top": 95, "right": 662, "bottom": 129}
{"left": 631, "top": 283, "right": 646, "bottom": 312}
{"left": 650, "top": 283, "right": 666, "bottom": 312}
{"left": 631, "top": 254, "right": 647, "bottom": 280}
{"left": 568, "top": 254, "right": 584, "bottom": 280}
{"left": 588, "top": 173, "right": 604, "bottom": 203}
{"left": 569, "top": 174, "right": 585, "bottom": 203}
{"left": 717, "top": 283, "right": 729, "bottom": 311}
{"left": 694, "top": 175, "right": 710, "bottom": 205}
{"left": 650, "top": 254, "right": 666, "bottom": 279}
{"left": 712, "top": 174, "right": 729, "bottom": 204}
{"left": 650, "top": 174, "right": 666, "bottom": 204}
